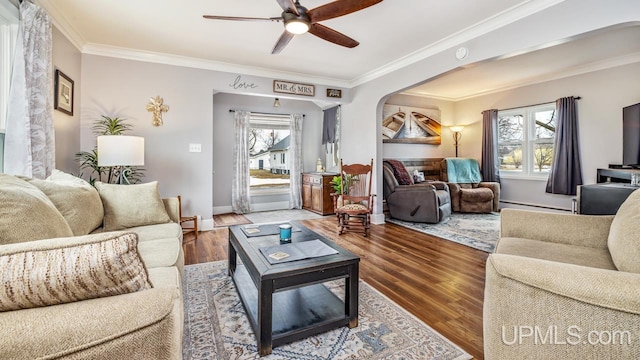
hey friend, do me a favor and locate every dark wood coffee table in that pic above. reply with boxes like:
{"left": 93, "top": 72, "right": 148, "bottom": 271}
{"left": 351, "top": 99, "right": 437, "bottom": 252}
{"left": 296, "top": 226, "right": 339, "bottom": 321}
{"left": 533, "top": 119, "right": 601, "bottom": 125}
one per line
{"left": 228, "top": 222, "right": 360, "bottom": 356}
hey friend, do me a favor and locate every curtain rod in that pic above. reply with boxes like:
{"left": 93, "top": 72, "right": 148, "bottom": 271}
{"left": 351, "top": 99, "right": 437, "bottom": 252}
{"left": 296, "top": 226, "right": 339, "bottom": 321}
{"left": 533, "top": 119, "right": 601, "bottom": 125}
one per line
{"left": 228, "top": 110, "right": 305, "bottom": 117}
{"left": 494, "top": 96, "right": 581, "bottom": 113}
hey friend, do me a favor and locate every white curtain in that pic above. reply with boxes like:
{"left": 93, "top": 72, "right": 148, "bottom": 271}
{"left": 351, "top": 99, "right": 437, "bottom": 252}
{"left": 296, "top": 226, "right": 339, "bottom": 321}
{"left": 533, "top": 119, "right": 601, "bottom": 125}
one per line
{"left": 289, "top": 113, "right": 304, "bottom": 209}
{"left": 4, "top": 1, "right": 54, "bottom": 179}
{"left": 232, "top": 110, "right": 251, "bottom": 214}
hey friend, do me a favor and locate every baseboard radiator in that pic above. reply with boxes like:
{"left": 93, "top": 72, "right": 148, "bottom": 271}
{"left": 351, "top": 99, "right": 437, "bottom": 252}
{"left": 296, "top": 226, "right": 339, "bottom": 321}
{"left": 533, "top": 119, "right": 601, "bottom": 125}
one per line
{"left": 499, "top": 200, "right": 572, "bottom": 213}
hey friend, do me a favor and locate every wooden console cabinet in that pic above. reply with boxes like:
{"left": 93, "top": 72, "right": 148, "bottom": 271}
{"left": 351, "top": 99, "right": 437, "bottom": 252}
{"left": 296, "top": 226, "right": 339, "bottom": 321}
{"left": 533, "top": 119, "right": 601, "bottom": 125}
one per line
{"left": 302, "top": 173, "right": 337, "bottom": 215}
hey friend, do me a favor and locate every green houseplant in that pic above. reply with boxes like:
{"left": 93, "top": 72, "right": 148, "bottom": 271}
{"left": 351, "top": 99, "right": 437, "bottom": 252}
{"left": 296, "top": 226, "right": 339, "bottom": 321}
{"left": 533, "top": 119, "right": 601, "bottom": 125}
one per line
{"left": 75, "top": 116, "right": 144, "bottom": 185}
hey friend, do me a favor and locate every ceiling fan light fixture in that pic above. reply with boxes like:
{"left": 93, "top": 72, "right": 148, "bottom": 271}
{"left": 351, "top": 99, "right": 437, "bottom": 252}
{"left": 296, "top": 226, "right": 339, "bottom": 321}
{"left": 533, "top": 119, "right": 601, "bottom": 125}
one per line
{"left": 285, "top": 19, "right": 309, "bottom": 34}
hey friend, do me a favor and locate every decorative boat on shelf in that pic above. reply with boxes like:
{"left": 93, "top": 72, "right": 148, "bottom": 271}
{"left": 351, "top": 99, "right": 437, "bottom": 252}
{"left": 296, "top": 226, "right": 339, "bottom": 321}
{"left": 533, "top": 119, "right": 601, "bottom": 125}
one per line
{"left": 382, "top": 111, "right": 406, "bottom": 140}
{"left": 412, "top": 112, "right": 441, "bottom": 136}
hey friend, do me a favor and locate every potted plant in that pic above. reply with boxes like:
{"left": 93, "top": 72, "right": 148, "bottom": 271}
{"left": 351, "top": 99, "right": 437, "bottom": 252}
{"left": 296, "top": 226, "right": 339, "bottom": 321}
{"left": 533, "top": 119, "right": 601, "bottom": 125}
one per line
{"left": 330, "top": 174, "right": 358, "bottom": 206}
{"left": 75, "top": 115, "right": 145, "bottom": 185}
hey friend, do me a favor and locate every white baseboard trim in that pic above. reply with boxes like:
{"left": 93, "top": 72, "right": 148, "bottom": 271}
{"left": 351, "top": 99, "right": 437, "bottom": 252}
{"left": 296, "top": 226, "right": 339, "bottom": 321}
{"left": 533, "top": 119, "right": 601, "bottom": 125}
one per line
{"left": 212, "top": 206, "right": 233, "bottom": 215}
{"left": 213, "top": 201, "right": 291, "bottom": 216}
{"left": 200, "top": 217, "right": 214, "bottom": 231}
{"left": 371, "top": 213, "right": 385, "bottom": 225}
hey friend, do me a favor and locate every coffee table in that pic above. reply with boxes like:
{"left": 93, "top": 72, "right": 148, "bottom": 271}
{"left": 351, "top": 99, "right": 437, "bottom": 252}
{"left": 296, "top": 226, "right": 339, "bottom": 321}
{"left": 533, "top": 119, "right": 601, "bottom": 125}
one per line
{"left": 228, "top": 222, "right": 360, "bottom": 356}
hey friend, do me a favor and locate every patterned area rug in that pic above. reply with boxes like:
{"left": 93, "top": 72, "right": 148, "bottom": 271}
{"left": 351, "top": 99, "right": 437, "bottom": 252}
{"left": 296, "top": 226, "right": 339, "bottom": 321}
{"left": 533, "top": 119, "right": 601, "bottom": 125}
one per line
{"left": 386, "top": 212, "right": 500, "bottom": 253}
{"left": 182, "top": 261, "right": 471, "bottom": 360}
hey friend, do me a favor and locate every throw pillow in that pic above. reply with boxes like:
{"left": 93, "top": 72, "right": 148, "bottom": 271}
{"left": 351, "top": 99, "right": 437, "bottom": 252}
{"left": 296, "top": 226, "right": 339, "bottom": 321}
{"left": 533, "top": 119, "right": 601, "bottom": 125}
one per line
{"left": 24, "top": 170, "right": 104, "bottom": 236}
{"left": 608, "top": 189, "right": 640, "bottom": 273}
{"left": 0, "top": 232, "right": 152, "bottom": 312}
{"left": 384, "top": 160, "right": 414, "bottom": 185}
{"left": 95, "top": 181, "right": 171, "bottom": 231}
{"left": 0, "top": 174, "right": 73, "bottom": 245}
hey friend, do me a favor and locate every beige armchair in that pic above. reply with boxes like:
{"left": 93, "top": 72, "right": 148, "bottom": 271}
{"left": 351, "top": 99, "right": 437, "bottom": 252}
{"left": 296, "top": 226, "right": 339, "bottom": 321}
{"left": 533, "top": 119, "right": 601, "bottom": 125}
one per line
{"left": 484, "top": 191, "right": 640, "bottom": 359}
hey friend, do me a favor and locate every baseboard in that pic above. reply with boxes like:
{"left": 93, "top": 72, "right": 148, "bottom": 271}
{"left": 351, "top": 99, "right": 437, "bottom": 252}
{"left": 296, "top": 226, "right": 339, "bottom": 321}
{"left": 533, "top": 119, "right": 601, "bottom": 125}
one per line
{"left": 499, "top": 200, "right": 571, "bottom": 213}
{"left": 200, "top": 217, "right": 214, "bottom": 231}
{"left": 371, "top": 213, "right": 385, "bottom": 225}
{"left": 213, "top": 201, "right": 291, "bottom": 215}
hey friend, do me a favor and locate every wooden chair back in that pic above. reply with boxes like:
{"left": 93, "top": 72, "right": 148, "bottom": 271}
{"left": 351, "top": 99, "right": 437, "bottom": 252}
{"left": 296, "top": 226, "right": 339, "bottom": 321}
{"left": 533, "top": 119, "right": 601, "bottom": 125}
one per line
{"left": 340, "top": 159, "right": 373, "bottom": 209}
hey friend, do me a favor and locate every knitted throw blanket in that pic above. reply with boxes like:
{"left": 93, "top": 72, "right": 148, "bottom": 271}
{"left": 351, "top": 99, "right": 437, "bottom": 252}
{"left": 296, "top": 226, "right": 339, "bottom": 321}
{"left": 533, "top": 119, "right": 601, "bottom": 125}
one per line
{"left": 384, "top": 160, "right": 414, "bottom": 185}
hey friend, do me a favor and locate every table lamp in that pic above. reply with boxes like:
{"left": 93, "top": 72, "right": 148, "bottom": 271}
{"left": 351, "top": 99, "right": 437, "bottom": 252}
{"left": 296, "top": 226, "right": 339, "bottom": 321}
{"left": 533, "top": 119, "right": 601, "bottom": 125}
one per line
{"left": 97, "top": 135, "right": 145, "bottom": 184}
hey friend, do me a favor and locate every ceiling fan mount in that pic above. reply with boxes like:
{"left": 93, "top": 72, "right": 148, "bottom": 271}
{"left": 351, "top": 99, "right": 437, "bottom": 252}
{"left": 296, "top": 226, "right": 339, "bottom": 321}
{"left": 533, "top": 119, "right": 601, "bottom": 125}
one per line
{"left": 203, "top": 0, "right": 383, "bottom": 54}
{"left": 281, "top": 3, "right": 310, "bottom": 35}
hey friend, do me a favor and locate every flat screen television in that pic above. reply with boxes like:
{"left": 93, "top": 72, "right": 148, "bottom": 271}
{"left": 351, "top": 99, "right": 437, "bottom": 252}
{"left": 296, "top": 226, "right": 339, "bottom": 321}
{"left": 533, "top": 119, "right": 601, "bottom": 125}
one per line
{"left": 623, "top": 102, "right": 640, "bottom": 167}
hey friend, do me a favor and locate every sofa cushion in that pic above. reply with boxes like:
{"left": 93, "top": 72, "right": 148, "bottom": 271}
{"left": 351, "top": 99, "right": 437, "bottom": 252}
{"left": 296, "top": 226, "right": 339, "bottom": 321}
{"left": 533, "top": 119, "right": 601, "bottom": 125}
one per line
{"left": 0, "top": 232, "right": 152, "bottom": 312}
{"left": 25, "top": 170, "right": 104, "bottom": 236}
{"left": 137, "top": 237, "right": 182, "bottom": 269}
{"left": 95, "top": 181, "right": 171, "bottom": 231}
{"left": 460, "top": 187, "right": 493, "bottom": 202}
{"left": 497, "top": 237, "right": 617, "bottom": 270}
{"left": 0, "top": 286, "right": 180, "bottom": 359}
{"left": 0, "top": 174, "right": 73, "bottom": 244}
{"left": 608, "top": 189, "right": 640, "bottom": 272}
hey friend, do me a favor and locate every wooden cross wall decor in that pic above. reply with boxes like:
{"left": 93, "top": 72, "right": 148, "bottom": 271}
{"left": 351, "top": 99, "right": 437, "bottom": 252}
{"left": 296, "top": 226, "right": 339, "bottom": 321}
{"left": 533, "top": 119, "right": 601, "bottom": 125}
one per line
{"left": 146, "top": 96, "right": 169, "bottom": 126}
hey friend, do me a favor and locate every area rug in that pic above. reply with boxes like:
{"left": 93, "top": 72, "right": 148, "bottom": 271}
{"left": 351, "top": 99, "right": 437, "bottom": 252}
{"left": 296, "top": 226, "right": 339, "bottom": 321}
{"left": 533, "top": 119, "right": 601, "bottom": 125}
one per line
{"left": 182, "top": 261, "right": 471, "bottom": 360}
{"left": 386, "top": 212, "right": 500, "bottom": 253}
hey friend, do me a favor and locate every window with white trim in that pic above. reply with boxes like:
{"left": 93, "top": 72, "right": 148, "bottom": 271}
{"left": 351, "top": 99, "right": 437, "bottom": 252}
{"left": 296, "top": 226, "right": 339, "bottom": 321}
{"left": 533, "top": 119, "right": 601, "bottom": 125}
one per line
{"left": 498, "top": 103, "right": 557, "bottom": 177}
{"left": 248, "top": 113, "right": 291, "bottom": 190}
{"left": 0, "top": 2, "right": 19, "bottom": 172}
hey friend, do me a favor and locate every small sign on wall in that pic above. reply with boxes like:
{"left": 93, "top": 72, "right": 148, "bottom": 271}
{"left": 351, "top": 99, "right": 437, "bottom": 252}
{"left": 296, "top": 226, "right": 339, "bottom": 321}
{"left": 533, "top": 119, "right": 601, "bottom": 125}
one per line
{"left": 326, "top": 89, "right": 342, "bottom": 98}
{"left": 273, "top": 80, "right": 315, "bottom": 96}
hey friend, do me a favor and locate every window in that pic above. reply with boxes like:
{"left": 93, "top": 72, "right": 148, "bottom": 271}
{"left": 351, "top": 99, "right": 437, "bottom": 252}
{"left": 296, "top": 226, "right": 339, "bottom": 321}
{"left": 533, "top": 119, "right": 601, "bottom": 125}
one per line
{"left": 498, "top": 103, "right": 556, "bottom": 177}
{"left": 248, "top": 113, "right": 291, "bottom": 190}
{"left": 0, "top": 2, "right": 19, "bottom": 172}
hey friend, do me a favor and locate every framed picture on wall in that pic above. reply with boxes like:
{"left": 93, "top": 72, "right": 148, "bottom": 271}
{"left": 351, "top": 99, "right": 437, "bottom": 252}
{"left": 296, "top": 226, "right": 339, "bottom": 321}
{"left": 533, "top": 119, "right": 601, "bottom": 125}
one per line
{"left": 382, "top": 104, "right": 441, "bottom": 144}
{"left": 54, "top": 69, "right": 74, "bottom": 116}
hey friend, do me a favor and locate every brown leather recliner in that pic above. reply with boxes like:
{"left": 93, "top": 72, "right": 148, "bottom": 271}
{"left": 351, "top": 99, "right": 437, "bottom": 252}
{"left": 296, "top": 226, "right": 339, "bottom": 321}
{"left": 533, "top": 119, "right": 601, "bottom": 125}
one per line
{"left": 383, "top": 161, "right": 451, "bottom": 223}
{"left": 440, "top": 158, "right": 500, "bottom": 213}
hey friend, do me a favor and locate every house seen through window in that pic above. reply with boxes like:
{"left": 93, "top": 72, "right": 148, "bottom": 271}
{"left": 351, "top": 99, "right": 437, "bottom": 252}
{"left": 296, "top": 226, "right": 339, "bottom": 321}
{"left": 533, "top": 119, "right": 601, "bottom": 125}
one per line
{"left": 248, "top": 113, "right": 291, "bottom": 190}
{"left": 498, "top": 103, "right": 557, "bottom": 176}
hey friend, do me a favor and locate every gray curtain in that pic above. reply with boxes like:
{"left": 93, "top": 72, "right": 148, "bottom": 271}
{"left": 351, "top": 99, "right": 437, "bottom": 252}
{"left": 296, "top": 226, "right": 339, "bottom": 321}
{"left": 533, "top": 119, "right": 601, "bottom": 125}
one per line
{"left": 4, "top": 1, "right": 54, "bottom": 179}
{"left": 546, "top": 96, "right": 583, "bottom": 195}
{"left": 289, "top": 114, "right": 304, "bottom": 209}
{"left": 322, "top": 105, "right": 340, "bottom": 167}
{"left": 481, "top": 109, "right": 500, "bottom": 183}
{"left": 232, "top": 110, "right": 251, "bottom": 213}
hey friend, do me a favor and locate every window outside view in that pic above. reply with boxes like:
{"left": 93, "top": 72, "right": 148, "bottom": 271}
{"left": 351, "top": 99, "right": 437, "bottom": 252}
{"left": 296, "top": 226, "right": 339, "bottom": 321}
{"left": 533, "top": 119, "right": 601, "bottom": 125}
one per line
{"left": 249, "top": 128, "right": 290, "bottom": 190}
{"left": 498, "top": 105, "right": 556, "bottom": 175}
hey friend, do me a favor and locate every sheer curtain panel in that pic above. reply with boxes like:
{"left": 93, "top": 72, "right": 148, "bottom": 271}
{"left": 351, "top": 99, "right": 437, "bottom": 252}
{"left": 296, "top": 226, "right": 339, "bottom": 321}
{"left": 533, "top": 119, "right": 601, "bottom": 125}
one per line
{"left": 289, "top": 113, "right": 304, "bottom": 209}
{"left": 4, "top": 1, "right": 54, "bottom": 179}
{"left": 232, "top": 110, "right": 251, "bottom": 213}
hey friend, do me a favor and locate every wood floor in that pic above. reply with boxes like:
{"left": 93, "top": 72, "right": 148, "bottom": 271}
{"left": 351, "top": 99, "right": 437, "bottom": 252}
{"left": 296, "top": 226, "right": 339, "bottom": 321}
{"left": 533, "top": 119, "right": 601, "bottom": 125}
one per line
{"left": 183, "top": 216, "right": 489, "bottom": 359}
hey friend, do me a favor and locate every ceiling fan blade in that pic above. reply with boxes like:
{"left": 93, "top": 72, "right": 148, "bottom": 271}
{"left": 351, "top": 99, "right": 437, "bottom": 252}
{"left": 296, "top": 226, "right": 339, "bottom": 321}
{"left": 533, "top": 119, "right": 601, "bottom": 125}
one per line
{"left": 271, "top": 30, "right": 295, "bottom": 54}
{"left": 309, "top": 23, "right": 358, "bottom": 48}
{"left": 308, "top": 0, "right": 382, "bottom": 23}
{"left": 275, "top": 0, "right": 299, "bottom": 15}
{"left": 203, "top": 15, "right": 282, "bottom": 22}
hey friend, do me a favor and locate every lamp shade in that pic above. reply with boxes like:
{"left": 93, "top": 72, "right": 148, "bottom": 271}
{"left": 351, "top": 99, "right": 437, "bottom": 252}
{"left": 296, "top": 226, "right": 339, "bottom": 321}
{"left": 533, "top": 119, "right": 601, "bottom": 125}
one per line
{"left": 97, "top": 135, "right": 145, "bottom": 166}
{"left": 450, "top": 125, "right": 465, "bottom": 133}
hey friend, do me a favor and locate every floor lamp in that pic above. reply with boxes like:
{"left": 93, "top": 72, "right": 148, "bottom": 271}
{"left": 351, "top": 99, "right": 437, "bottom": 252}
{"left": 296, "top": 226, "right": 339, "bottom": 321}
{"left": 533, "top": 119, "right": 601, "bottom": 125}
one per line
{"left": 450, "top": 126, "right": 464, "bottom": 157}
{"left": 97, "top": 135, "right": 145, "bottom": 184}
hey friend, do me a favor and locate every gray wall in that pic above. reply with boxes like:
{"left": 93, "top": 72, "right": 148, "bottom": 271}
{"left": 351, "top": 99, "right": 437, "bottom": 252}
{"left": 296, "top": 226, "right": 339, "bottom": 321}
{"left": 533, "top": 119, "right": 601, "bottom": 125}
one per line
{"left": 211, "top": 93, "right": 324, "bottom": 213}
{"left": 52, "top": 26, "right": 81, "bottom": 174}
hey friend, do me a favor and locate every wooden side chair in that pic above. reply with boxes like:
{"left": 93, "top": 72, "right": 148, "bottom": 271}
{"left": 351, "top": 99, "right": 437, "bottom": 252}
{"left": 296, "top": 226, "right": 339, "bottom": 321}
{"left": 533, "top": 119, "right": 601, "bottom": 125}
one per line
{"left": 333, "top": 159, "right": 375, "bottom": 236}
{"left": 178, "top": 195, "right": 198, "bottom": 241}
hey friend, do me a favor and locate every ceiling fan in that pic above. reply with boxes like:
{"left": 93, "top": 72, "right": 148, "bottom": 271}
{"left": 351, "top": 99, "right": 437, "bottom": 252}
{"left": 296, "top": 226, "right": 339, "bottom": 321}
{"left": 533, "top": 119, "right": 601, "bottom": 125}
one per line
{"left": 203, "top": 0, "right": 383, "bottom": 54}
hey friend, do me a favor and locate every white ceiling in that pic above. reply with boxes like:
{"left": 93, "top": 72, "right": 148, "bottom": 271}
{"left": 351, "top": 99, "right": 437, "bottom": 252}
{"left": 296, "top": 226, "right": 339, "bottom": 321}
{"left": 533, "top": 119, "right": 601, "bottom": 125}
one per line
{"left": 39, "top": 1, "right": 640, "bottom": 99}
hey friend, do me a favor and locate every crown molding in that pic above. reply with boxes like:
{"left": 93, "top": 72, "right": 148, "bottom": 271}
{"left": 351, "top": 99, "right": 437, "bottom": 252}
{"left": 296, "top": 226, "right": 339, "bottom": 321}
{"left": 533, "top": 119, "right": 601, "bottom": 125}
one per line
{"left": 41, "top": 0, "right": 566, "bottom": 89}
{"left": 36, "top": 1, "right": 85, "bottom": 51}
{"left": 81, "top": 43, "right": 351, "bottom": 88}
{"left": 349, "top": 0, "right": 566, "bottom": 87}
{"left": 400, "top": 52, "right": 640, "bottom": 101}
